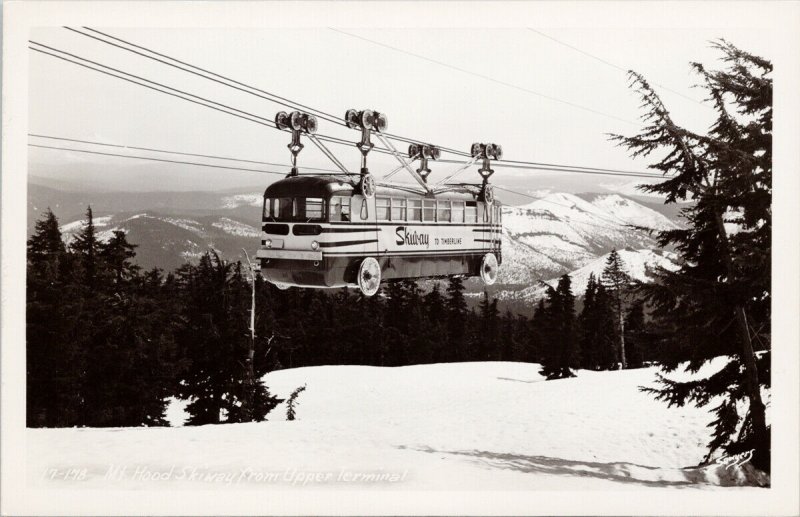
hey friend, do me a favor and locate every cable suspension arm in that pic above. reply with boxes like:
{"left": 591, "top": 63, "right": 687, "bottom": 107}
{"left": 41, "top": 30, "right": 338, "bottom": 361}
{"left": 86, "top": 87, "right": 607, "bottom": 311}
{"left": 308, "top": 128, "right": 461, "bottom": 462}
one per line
{"left": 306, "top": 134, "right": 352, "bottom": 176}
{"left": 374, "top": 133, "right": 431, "bottom": 193}
{"left": 382, "top": 153, "right": 419, "bottom": 181}
{"left": 432, "top": 156, "right": 481, "bottom": 186}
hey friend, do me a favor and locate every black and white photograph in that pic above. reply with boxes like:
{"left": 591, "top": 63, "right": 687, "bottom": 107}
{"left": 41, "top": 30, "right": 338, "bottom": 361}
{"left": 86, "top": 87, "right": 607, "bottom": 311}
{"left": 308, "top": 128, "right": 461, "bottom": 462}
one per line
{"left": 2, "top": 2, "right": 799, "bottom": 515}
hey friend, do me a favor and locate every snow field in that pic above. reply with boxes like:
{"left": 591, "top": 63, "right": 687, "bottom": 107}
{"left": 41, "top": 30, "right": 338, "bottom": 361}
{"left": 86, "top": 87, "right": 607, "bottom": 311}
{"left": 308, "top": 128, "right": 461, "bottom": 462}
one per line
{"left": 27, "top": 361, "right": 766, "bottom": 491}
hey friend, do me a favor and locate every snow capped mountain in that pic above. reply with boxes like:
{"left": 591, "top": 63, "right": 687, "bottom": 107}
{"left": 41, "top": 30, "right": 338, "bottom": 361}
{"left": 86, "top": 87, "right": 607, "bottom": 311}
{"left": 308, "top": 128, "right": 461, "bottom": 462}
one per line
{"left": 588, "top": 194, "right": 679, "bottom": 231}
{"left": 211, "top": 217, "right": 262, "bottom": 237}
{"left": 498, "top": 192, "right": 679, "bottom": 287}
{"left": 220, "top": 193, "right": 262, "bottom": 209}
{"left": 59, "top": 212, "right": 261, "bottom": 270}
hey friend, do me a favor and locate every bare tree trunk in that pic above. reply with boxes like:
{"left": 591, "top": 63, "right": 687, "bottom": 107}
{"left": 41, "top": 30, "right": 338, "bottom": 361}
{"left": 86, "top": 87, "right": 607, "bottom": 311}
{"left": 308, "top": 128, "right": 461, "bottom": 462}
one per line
{"left": 712, "top": 208, "right": 769, "bottom": 469}
{"left": 619, "top": 311, "right": 627, "bottom": 369}
{"left": 242, "top": 249, "right": 257, "bottom": 422}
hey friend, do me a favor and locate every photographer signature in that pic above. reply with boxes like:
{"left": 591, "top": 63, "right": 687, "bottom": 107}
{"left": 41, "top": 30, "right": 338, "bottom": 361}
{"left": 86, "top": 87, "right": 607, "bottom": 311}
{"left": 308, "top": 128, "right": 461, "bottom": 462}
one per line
{"left": 713, "top": 449, "right": 754, "bottom": 469}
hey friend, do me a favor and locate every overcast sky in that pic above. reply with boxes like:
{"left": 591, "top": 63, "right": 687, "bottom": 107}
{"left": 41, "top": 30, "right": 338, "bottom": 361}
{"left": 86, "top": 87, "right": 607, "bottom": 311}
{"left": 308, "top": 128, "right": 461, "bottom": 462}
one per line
{"left": 28, "top": 24, "right": 777, "bottom": 198}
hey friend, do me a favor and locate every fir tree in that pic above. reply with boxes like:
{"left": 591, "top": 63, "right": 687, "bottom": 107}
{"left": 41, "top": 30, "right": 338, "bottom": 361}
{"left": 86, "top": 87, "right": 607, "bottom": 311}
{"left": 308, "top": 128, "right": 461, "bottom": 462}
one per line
{"left": 176, "top": 252, "right": 277, "bottom": 425}
{"left": 578, "top": 273, "right": 618, "bottom": 370}
{"left": 475, "top": 290, "right": 500, "bottom": 361}
{"left": 601, "top": 249, "right": 633, "bottom": 369}
{"left": 100, "top": 230, "right": 140, "bottom": 286}
{"left": 423, "top": 282, "right": 448, "bottom": 363}
{"left": 286, "top": 385, "right": 307, "bottom": 421}
{"left": 445, "top": 277, "right": 468, "bottom": 360}
{"left": 539, "top": 275, "right": 578, "bottom": 379}
{"left": 26, "top": 209, "right": 84, "bottom": 426}
{"left": 70, "top": 206, "right": 101, "bottom": 290}
{"left": 529, "top": 298, "right": 548, "bottom": 364}
{"left": 613, "top": 41, "right": 771, "bottom": 471}
{"left": 623, "top": 300, "right": 647, "bottom": 368}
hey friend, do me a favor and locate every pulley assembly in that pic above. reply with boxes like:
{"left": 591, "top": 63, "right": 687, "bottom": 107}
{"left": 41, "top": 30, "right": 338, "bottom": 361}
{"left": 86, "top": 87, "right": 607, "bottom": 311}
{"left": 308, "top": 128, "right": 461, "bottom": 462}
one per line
{"left": 470, "top": 142, "right": 502, "bottom": 204}
{"left": 345, "top": 108, "right": 389, "bottom": 197}
{"left": 276, "top": 108, "right": 503, "bottom": 203}
{"left": 275, "top": 110, "right": 318, "bottom": 176}
{"left": 407, "top": 144, "right": 441, "bottom": 183}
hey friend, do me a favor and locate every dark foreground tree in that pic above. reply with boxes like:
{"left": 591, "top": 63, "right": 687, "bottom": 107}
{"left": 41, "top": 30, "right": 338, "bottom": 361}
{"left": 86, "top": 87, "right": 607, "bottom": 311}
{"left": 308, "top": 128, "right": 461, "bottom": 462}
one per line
{"left": 175, "top": 252, "right": 277, "bottom": 425}
{"left": 613, "top": 40, "right": 771, "bottom": 472}
{"left": 539, "top": 275, "right": 578, "bottom": 379}
{"left": 26, "top": 209, "right": 84, "bottom": 426}
{"left": 601, "top": 249, "right": 633, "bottom": 369}
{"left": 578, "top": 273, "right": 618, "bottom": 370}
{"left": 27, "top": 209, "right": 185, "bottom": 427}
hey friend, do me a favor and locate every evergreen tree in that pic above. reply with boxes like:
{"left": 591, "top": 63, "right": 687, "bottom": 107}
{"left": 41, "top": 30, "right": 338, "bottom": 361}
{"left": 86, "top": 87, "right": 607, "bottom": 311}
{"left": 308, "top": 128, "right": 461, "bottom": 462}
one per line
{"left": 445, "top": 277, "right": 468, "bottom": 360}
{"left": 578, "top": 274, "right": 618, "bottom": 370}
{"left": 613, "top": 41, "right": 771, "bottom": 471}
{"left": 70, "top": 206, "right": 101, "bottom": 290}
{"left": 176, "top": 252, "right": 277, "bottom": 425}
{"left": 423, "top": 282, "right": 448, "bottom": 363}
{"left": 475, "top": 290, "right": 500, "bottom": 361}
{"left": 27, "top": 209, "right": 186, "bottom": 427}
{"left": 499, "top": 310, "right": 517, "bottom": 361}
{"left": 100, "top": 230, "right": 140, "bottom": 286}
{"left": 529, "top": 298, "right": 548, "bottom": 364}
{"left": 285, "top": 385, "right": 307, "bottom": 421}
{"left": 601, "top": 249, "right": 633, "bottom": 369}
{"left": 539, "top": 275, "right": 578, "bottom": 379}
{"left": 623, "top": 300, "right": 647, "bottom": 369}
{"left": 26, "top": 209, "right": 84, "bottom": 426}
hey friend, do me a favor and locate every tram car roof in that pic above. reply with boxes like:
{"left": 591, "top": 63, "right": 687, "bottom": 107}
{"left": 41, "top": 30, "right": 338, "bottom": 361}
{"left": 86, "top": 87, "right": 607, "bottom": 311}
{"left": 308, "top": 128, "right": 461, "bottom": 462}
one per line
{"left": 264, "top": 174, "right": 487, "bottom": 202}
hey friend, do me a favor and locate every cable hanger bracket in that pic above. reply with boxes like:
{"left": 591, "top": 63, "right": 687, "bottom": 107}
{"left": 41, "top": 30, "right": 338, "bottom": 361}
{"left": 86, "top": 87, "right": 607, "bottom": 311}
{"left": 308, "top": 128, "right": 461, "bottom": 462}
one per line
{"left": 275, "top": 111, "right": 318, "bottom": 176}
{"left": 276, "top": 110, "right": 351, "bottom": 178}
{"left": 407, "top": 144, "right": 441, "bottom": 184}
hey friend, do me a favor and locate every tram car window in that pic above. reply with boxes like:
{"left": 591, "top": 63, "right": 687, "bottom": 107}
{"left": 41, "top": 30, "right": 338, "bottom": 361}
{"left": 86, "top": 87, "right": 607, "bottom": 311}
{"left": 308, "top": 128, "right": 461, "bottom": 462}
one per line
{"left": 466, "top": 201, "right": 478, "bottom": 223}
{"left": 452, "top": 200, "right": 465, "bottom": 223}
{"left": 277, "top": 197, "right": 294, "bottom": 221}
{"left": 376, "top": 197, "right": 391, "bottom": 221}
{"left": 423, "top": 200, "right": 436, "bottom": 222}
{"left": 295, "top": 197, "right": 326, "bottom": 221}
{"left": 437, "top": 200, "right": 451, "bottom": 222}
{"left": 330, "top": 196, "right": 350, "bottom": 222}
{"left": 391, "top": 198, "right": 407, "bottom": 221}
{"left": 408, "top": 199, "right": 422, "bottom": 221}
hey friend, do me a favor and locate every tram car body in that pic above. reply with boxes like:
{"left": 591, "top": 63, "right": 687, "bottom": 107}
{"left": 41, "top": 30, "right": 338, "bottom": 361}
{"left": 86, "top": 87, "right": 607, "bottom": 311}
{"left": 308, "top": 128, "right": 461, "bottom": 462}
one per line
{"left": 256, "top": 175, "right": 502, "bottom": 295}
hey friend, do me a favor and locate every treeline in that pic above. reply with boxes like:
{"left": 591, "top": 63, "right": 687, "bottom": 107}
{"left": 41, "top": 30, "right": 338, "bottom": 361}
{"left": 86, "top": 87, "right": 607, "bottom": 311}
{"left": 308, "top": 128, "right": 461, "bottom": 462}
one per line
{"left": 27, "top": 208, "right": 652, "bottom": 428}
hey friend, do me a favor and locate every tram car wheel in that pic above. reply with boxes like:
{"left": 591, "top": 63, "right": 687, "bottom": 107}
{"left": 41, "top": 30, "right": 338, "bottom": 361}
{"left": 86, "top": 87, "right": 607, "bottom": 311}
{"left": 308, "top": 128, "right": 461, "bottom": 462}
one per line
{"left": 480, "top": 253, "right": 499, "bottom": 286}
{"left": 357, "top": 257, "right": 382, "bottom": 297}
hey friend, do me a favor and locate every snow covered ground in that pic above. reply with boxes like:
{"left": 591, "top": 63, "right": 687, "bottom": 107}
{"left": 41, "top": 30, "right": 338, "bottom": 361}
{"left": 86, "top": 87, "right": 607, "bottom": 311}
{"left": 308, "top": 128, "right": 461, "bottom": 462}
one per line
{"left": 27, "top": 361, "right": 767, "bottom": 492}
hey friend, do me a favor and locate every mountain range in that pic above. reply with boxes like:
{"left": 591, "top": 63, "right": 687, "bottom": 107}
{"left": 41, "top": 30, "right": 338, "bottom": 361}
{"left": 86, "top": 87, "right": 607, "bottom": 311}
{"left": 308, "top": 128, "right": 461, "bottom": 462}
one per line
{"left": 29, "top": 181, "right": 684, "bottom": 304}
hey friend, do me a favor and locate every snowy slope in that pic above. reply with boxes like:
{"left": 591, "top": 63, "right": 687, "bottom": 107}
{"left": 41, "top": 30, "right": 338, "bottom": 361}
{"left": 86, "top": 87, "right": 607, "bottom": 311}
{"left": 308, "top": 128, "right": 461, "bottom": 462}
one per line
{"left": 220, "top": 193, "right": 262, "bottom": 209}
{"left": 564, "top": 248, "right": 679, "bottom": 294}
{"left": 497, "top": 193, "right": 679, "bottom": 286}
{"left": 28, "top": 361, "right": 766, "bottom": 492}
{"left": 497, "top": 248, "right": 679, "bottom": 302}
{"left": 58, "top": 212, "right": 262, "bottom": 270}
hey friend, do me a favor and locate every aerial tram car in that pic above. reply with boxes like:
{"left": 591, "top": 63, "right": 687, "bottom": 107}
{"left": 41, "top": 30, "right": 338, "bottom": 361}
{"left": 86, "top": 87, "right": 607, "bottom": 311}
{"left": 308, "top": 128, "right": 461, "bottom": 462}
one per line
{"left": 256, "top": 109, "right": 503, "bottom": 296}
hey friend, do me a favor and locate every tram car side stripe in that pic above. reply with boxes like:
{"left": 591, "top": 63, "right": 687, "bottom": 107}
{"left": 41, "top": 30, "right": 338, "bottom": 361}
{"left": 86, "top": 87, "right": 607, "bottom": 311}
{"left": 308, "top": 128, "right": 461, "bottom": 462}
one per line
{"left": 318, "top": 239, "right": 380, "bottom": 248}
